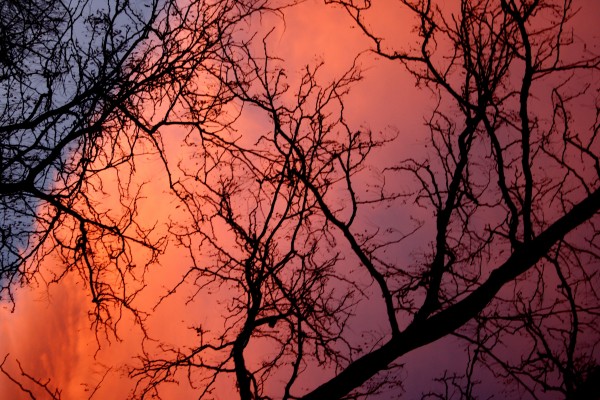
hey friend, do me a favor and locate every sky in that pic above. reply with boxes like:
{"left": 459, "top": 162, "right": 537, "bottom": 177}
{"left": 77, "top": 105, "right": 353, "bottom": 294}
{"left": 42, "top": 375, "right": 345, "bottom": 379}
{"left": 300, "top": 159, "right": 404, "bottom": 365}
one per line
{"left": 1, "top": 0, "right": 600, "bottom": 399}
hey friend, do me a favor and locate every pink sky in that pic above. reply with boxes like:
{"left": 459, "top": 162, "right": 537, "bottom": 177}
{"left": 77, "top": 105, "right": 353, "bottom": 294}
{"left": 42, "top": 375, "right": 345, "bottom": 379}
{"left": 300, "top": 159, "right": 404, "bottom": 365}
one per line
{"left": 1, "top": 0, "right": 599, "bottom": 399}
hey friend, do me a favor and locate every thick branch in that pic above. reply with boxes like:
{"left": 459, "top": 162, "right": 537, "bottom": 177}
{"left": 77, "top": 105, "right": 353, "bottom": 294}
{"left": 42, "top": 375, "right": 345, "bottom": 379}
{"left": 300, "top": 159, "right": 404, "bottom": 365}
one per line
{"left": 301, "top": 186, "right": 600, "bottom": 400}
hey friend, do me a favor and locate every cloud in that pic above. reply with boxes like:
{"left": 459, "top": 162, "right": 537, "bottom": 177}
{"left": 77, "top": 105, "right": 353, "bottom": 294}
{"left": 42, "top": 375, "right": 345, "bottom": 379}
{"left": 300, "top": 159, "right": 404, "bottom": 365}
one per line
{"left": 0, "top": 274, "right": 91, "bottom": 399}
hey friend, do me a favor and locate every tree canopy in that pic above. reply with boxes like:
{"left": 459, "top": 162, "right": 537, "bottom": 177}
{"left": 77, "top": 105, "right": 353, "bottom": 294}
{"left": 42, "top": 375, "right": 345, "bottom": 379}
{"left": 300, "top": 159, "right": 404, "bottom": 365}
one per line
{"left": 1, "top": 0, "right": 600, "bottom": 399}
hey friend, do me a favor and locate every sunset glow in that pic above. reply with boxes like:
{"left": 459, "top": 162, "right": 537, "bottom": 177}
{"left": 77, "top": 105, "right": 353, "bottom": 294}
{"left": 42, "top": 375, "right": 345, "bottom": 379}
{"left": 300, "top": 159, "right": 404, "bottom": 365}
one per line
{"left": 1, "top": 0, "right": 600, "bottom": 399}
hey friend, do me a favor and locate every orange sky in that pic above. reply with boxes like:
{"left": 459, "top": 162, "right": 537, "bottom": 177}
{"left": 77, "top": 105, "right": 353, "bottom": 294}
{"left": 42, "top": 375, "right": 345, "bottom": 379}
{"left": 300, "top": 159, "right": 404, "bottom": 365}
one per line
{"left": 1, "top": 0, "right": 599, "bottom": 399}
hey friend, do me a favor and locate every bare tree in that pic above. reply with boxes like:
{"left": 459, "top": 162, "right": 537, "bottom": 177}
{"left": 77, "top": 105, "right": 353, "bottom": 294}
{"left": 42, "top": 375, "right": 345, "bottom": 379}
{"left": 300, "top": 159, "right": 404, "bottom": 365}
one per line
{"left": 132, "top": 0, "right": 600, "bottom": 399}
{"left": 0, "top": 0, "right": 276, "bottom": 324}
{"left": 1, "top": 354, "right": 62, "bottom": 400}
{"left": 2, "top": 0, "right": 600, "bottom": 399}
